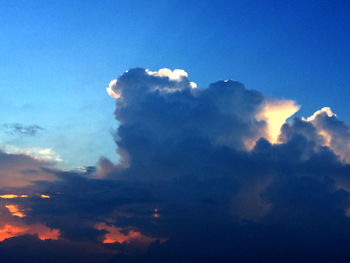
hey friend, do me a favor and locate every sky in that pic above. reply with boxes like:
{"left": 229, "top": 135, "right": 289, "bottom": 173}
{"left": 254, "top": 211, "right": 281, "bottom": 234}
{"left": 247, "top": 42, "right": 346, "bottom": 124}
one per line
{"left": 1, "top": 0, "right": 350, "bottom": 169}
{"left": 1, "top": 0, "right": 350, "bottom": 262}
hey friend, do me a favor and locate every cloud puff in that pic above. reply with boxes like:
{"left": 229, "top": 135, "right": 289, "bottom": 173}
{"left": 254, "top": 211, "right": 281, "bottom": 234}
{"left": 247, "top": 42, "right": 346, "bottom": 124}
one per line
{"left": 305, "top": 107, "right": 350, "bottom": 163}
{"left": 279, "top": 106, "right": 350, "bottom": 164}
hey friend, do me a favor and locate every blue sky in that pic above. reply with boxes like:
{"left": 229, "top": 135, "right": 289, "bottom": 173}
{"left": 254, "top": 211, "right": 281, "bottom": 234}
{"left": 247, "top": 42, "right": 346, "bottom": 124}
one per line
{"left": 1, "top": 0, "right": 349, "bottom": 169}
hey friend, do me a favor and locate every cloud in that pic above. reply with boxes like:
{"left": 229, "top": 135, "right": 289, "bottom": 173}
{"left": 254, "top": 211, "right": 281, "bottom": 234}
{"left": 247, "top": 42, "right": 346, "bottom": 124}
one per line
{"left": 2, "top": 123, "right": 43, "bottom": 137}
{"left": 0, "top": 223, "right": 59, "bottom": 242}
{"left": 101, "top": 68, "right": 350, "bottom": 261}
{"left": 2, "top": 68, "right": 350, "bottom": 262}
{"left": 279, "top": 106, "right": 350, "bottom": 164}
{"left": 0, "top": 235, "right": 115, "bottom": 263}
{"left": 0, "top": 200, "right": 60, "bottom": 243}
{"left": 95, "top": 222, "right": 163, "bottom": 252}
{"left": 304, "top": 106, "right": 336, "bottom": 122}
{"left": 304, "top": 107, "right": 350, "bottom": 163}
{"left": 257, "top": 99, "right": 300, "bottom": 143}
{"left": 109, "top": 68, "right": 269, "bottom": 161}
{"left": 0, "top": 144, "right": 62, "bottom": 163}
{"left": 106, "top": 79, "right": 121, "bottom": 98}
{"left": 0, "top": 151, "right": 56, "bottom": 188}
{"left": 5, "top": 204, "right": 26, "bottom": 218}
{"left": 0, "top": 194, "right": 28, "bottom": 199}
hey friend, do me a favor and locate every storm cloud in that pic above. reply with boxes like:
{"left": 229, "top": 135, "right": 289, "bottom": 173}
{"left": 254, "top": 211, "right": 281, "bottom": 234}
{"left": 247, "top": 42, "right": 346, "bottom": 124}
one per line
{"left": 1, "top": 68, "right": 350, "bottom": 262}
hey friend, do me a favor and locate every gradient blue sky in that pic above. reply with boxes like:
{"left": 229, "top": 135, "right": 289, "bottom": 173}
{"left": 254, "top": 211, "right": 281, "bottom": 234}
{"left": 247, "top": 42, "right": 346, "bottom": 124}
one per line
{"left": 1, "top": 0, "right": 349, "bottom": 169}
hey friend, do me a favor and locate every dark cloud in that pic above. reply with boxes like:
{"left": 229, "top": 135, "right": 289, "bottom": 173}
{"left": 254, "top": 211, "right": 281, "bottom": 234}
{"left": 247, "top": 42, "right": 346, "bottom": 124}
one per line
{"left": 0, "top": 151, "right": 56, "bottom": 188}
{"left": 113, "top": 68, "right": 265, "bottom": 156}
{"left": 2, "top": 123, "right": 43, "bottom": 136}
{"left": 0, "top": 235, "right": 115, "bottom": 263}
{"left": 2, "top": 68, "right": 350, "bottom": 262}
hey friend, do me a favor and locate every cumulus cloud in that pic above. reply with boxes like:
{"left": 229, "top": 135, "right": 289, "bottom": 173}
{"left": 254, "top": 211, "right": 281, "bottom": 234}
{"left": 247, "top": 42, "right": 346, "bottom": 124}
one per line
{"left": 109, "top": 68, "right": 269, "bottom": 160}
{"left": 303, "top": 107, "right": 350, "bottom": 163}
{"left": 3, "top": 68, "right": 350, "bottom": 262}
{"left": 101, "top": 68, "right": 350, "bottom": 261}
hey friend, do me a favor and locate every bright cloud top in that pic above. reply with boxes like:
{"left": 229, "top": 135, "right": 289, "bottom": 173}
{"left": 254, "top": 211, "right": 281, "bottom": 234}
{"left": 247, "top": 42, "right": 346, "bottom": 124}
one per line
{"left": 305, "top": 106, "right": 336, "bottom": 122}
{"left": 145, "top": 68, "right": 188, "bottom": 81}
{"left": 106, "top": 79, "right": 120, "bottom": 98}
{"left": 107, "top": 68, "right": 197, "bottom": 99}
{"left": 258, "top": 99, "right": 300, "bottom": 144}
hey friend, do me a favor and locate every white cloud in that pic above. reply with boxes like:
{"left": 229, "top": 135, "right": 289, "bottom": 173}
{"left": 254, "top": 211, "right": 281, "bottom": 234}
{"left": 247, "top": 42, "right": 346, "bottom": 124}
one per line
{"left": 1, "top": 143, "right": 62, "bottom": 163}
{"left": 304, "top": 107, "right": 336, "bottom": 122}
{"left": 106, "top": 79, "right": 121, "bottom": 98}
{"left": 145, "top": 68, "right": 188, "bottom": 81}
{"left": 303, "top": 107, "right": 350, "bottom": 163}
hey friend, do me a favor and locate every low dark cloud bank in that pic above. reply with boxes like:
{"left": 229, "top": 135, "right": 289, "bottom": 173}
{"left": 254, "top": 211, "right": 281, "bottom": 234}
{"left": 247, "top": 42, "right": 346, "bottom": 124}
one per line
{"left": 2, "top": 68, "right": 350, "bottom": 262}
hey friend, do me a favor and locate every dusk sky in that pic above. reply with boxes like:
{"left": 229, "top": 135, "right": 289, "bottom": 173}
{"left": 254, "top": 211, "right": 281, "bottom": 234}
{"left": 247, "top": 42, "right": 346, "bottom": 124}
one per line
{"left": 1, "top": 1, "right": 350, "bottom": 262}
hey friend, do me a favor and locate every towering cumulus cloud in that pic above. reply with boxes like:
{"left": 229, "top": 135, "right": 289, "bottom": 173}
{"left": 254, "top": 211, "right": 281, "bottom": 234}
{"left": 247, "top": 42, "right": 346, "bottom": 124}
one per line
{"left": 107, "top": 68, "right": 301, "bottom": 157}
{"left": 110, "top": 68, "right": 266, "bottom": 157}
{"left": 2, "top": 68, "right": 350, "bottom": 262}
{"left": 102, "top": 68, "right": 350, "bottom": 262}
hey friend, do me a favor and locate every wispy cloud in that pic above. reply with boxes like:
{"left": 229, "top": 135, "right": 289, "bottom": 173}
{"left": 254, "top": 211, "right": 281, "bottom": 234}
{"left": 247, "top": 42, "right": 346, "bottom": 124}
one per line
{"left": 2, "top": 123, "right": 43, "bottom": 137}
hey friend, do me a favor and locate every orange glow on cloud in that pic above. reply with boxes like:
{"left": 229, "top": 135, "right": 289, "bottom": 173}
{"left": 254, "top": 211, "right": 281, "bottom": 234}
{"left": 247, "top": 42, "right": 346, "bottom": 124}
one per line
{"left": 319, "top": 130, "right": 332, "bottom": 146}
{"left": 95, "top": 223, "right": 161, "bottom": 247}
{"left": 0, "top": 203, "right": 60, "bottom": 242}
{"left": 0, "top": 194, "right": 28, "bottom": 199}
{"left": 258, "top": 100, "right": 300, "bottom": 144}
{"left": 106, "top": 79, "right": 121, "bottom": 98}
{"left": 0, "top": 224, "right": 26, "bottom": 241}
{"left": 0, "top": 223, "right": 59, "bottom": 242}
{"left": 5, "top": 205, "right": 26, "bottom": 218}
{"left": 0, "top": 197, "right": 60, "bottom": 242}
{"left": 0, "top": 194, "right": 52, "bottom": 199}
{"left": 30, "top": 225, "right": 60, "bottom": 240}
{"left": 153, "top": 208, "right": 160, "bottom": 218}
